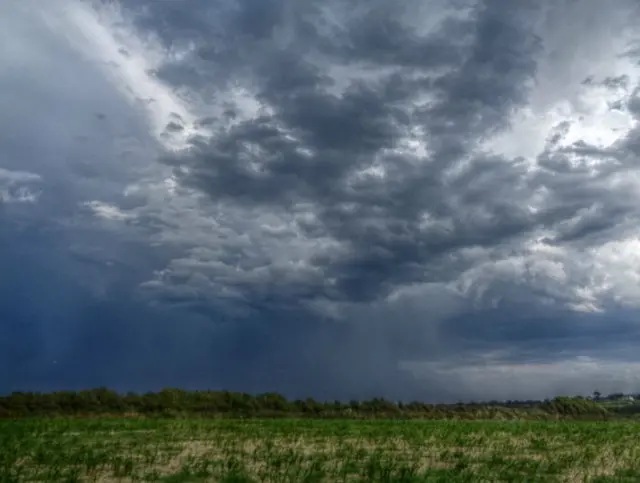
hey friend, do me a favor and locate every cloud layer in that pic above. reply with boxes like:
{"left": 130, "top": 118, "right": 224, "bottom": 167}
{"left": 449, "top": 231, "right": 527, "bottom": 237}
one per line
{"left": 3, "top": 0, "right": 640, "bottom": 401}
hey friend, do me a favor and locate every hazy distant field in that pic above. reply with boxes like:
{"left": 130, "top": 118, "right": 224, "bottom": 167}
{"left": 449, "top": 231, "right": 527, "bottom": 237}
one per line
{"left": 3, "top": 418, "right": 640, "bottom": 482}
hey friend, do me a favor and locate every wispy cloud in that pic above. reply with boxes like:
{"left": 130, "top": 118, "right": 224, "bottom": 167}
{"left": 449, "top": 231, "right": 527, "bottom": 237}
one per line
{"left": 0, "top": 168, "right": 42, "bottom": 204}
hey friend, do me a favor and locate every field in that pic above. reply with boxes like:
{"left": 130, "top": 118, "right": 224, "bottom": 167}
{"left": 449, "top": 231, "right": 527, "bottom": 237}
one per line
{"left": 3, "top": 418, "right": 640, "bottom": 482}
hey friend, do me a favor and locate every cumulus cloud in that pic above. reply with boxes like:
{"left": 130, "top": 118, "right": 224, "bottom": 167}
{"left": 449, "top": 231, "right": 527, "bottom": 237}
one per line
{"left": 3, "top": 0, "right": 640, "bottom": 400}
{"left": 123, "top": 0, "right": 640, "bottom": 315}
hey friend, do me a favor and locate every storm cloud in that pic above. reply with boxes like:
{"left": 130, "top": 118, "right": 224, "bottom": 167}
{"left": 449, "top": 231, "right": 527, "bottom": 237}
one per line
{"left": 2, "top": 0, "right": 640, "bottom": 401}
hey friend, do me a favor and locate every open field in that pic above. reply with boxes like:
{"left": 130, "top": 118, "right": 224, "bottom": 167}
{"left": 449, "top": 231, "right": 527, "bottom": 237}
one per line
{"left": 3, "top": 419, "right": 640, "bottom": 482}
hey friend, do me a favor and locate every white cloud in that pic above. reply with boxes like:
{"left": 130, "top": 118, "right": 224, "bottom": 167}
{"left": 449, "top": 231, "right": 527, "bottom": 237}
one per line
{"left": 402, "top": 356, "right": 640, "bottom": 401}
{"left": 0, "top": 168, "right": 42, "bottom": 204}
{"left": 44, "top": 0, "right": 205, "bottom": 151}
{"left": 82, "top": 200, "right": 134, "bottom": 221}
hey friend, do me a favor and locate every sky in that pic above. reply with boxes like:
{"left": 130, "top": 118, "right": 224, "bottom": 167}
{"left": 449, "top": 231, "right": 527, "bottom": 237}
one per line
{"left": 2, "top": 0, "right": 640, "bottom": 402}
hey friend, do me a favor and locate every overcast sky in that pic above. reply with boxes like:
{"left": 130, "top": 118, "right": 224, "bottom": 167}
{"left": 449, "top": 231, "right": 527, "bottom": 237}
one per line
{"left": 3, "top": 0, "right": 640, "bottom": 402}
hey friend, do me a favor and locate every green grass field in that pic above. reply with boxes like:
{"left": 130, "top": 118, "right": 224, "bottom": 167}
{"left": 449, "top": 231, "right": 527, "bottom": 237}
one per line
{"left": 3, "top": 418, "right": 640, "bottom": 482}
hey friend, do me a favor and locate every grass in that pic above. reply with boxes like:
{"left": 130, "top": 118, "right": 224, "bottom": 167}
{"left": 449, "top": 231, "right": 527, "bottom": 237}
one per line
{"left": 2, "top": 418, "right": 640, "bottom": 482}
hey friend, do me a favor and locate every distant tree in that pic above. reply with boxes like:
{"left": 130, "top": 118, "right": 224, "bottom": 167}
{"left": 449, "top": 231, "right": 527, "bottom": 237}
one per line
{"left": 0, "top": 388, "right": 627, "bottom": 420}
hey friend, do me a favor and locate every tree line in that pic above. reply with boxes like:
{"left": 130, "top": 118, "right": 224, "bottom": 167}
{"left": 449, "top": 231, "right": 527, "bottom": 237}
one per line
{"left": 0, "top": 388, "right": 633, "bottom": 419}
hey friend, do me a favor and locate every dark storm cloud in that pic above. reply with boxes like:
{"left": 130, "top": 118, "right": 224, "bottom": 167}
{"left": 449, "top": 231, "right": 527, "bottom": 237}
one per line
{"left": 128, "top": 0, "right": 640, "bottom": 388}
{"left": 442, "top": 304, "right": 640, "bottom": 354}
{"left": 4, "top": 0, "right": 640, "bottom": 402}
{"left": 153, "top": 0, "right": 547, "bottom": 306}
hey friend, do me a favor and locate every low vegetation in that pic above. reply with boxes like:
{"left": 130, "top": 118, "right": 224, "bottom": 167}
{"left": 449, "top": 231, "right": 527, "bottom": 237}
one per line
{"left": 4, "top": 418, "right": 640, "bottom": 482}
{"left": 3, "top": 390, "right": 640, "bottom": 481}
